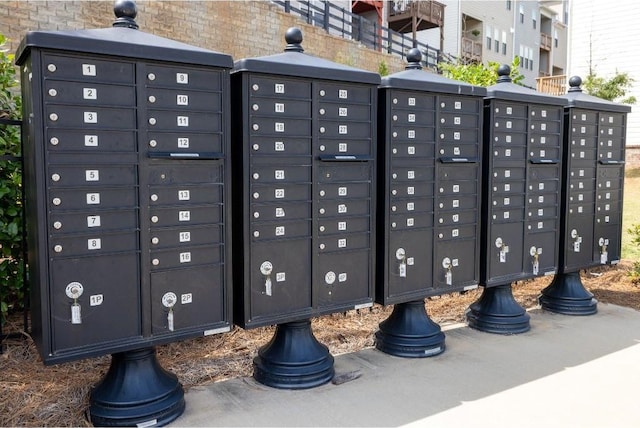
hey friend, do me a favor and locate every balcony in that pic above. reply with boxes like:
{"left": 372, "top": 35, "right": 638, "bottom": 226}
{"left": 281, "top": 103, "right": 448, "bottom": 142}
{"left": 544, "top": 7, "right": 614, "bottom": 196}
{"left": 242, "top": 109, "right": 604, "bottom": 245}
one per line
{"left": 540, "top": 33, "right": 552, "bottom": 51}
{"left": 461, "top": 37, "right": 482, "bottom": 62}
{"left": 536, "top": 74, "right": 566, "bottom": 96}
{"left": 388, "top": 0, "right": 445, "bottom": 33}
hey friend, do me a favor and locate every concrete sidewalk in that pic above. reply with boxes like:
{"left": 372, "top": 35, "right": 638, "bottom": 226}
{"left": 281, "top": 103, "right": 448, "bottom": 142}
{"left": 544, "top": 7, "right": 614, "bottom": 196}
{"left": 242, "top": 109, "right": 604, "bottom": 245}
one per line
{"left": 172, "top": 304, "right": 640, "bottom": 427}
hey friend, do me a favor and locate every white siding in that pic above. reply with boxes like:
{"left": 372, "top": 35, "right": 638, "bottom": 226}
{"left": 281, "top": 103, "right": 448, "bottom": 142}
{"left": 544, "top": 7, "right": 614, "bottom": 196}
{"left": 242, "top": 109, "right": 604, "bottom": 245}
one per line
{"left": 569, "top": 0, "right": 640, "bottom": 147}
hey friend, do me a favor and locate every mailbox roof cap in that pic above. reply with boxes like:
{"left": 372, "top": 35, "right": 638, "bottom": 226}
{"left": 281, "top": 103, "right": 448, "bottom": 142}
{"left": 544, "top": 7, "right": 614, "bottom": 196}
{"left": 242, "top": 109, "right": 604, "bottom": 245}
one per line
{"left": 564, "top": 76, "right": 632, "bottom": 112}
{"left": 486, "top": 64, "right": 565, "bottom": 106}
{"left": 380, "top": 48, "right": 487, "bottom": 96}
{"left": 232, "top": 28, "right": 380, "bottom": 85}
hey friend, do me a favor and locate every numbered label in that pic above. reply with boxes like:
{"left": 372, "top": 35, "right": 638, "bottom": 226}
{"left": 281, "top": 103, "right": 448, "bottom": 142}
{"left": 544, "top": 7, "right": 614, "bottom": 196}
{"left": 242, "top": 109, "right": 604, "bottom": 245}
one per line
{"left": 82, "top": 64, "right": 97, "bottom": 76}
{"left": 176, "top": 94, "right": 189, "bottom": 105}
{"left": 84, "top": 112, "right": 97, "bottom": 123}
{"left": 88, "top": 238, "right": 102, "bottom": 250}
{"left": 339, "top": 89, "right": 348, "bottom": 99}
{"left": 86, "top": 193, "right": 100, "bottom": 205}
{"left": 179, "top": 252, "right": 191, "bottom": 263}
{"left": 178, "top": 190, "right": 190, "bottom": 201}
{"left": 275, "top": 83, "right": 285, "bottom": 93}
{"left": 85, "top": 170, "right": 99, "bottom": 182}
{"left": 176, "top": 73, "right": 189, "bottom": 84}
{"left": 87, "top": 215, "right": 101, "bottom": 227}
{"left": 179, "top": 211, "right": 191, "bottom": 221}
{"left": 90, "top": 294, "right": 104, "bottom": 306}
{"left": 177, "top": 116, "right": 189, "bottom": 127}
{"left": 179, "top": 231, "right": 191, "bottom": 242}
{"left": 84, "top": 135, "right": 98, "bottom": 147}
{"left": 83, "top": 88, "right": 97, "bottom": 100}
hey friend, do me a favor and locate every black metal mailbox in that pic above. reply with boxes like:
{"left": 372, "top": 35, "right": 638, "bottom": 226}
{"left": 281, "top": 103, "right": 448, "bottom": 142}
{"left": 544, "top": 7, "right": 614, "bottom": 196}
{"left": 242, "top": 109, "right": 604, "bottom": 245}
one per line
{"left": 231, "top": 28, "right": 379, "bottom": 389}
{"left": 540, "top": 76, "right": 631, "bottom": 315}
{"left": 16, "top": 3, "right": 232, "bottom": 425}
{"left": 374, "top": 49, "right": 486, "bottom": 357}
{"left": 468, "top": 65, "right": 566, "bottom": 334}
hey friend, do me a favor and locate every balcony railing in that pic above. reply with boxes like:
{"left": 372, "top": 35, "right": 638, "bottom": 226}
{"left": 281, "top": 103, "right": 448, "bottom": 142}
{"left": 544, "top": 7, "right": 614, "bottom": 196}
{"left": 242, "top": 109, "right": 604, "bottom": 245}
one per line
{"left": 273, "top": 0, "right": 441, "bottom": 70}
{"left": 536, "top": 74, "right": 566, "bottom": 96}
{"left": 388, "top": 0, "right": 445, "bottom": 32}
{"left": 461, "top": 37, "right": 482, "bottom": 62}
{"left": 540, "top": 33, "right": 552, "bottom": 51}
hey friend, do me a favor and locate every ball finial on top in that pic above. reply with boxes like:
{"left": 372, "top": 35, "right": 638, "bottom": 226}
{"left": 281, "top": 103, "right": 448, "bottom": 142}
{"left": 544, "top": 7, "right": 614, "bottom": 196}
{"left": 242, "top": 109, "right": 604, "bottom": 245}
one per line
{"left": 568, "top": 75, "right": 583, "bottom": 92}
{"left": 284, "top": 27, "right": 304, "bottom": 52}
{"left": 496, "top": 64, "right": 512, "bottom": 83}
{"left": 113, "top": 0, "right": 138, "bottom": 29}
{"left": 405, "top": 48, "right": 422, "bottom": 70}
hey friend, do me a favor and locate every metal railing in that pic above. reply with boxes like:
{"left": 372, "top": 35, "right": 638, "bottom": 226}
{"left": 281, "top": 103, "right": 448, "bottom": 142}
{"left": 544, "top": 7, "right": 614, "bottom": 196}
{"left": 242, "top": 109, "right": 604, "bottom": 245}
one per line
{"left": 273, "top": 0, "right": 441, "bottom": 70}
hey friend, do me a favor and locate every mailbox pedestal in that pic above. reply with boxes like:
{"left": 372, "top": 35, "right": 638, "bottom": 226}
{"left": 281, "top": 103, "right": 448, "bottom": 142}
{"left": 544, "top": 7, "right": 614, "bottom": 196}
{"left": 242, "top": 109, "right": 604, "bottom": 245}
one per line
{"left": 16, "top": 1, "right": 233, "bottom": 423}
{"left": 540, "top": 76, "right": 630, "bottom": 315}
{"left": 231, "top": 28, "right": 379, "bottom": 388}
{"left": 376, "top": 49, "right": 485, "bottom": 355}
{"left": 473, "top": 65, "right": 566, "bottom": 333}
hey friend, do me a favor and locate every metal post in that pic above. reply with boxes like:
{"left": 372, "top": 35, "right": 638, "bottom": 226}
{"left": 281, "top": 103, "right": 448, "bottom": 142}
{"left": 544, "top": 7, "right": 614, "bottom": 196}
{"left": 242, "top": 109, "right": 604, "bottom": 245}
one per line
{"left": 323, "top": 1, "right": 329, "bottom": 32}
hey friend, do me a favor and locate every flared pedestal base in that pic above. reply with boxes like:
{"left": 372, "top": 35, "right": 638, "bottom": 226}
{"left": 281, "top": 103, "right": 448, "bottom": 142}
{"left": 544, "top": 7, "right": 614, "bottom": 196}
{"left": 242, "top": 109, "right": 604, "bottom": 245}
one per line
{"left": 539, "top": 271, "right": 598, "bottom": 315}
{"left": 375, "top": 300, "right": 445, "bottom": 358}
{"left": 253, "top": 319, "right": 334, "bottom": 389}
{"left": 466, "top": 284, "right": 531, "bottom": 334}
{"left": 89, "top": 347, "right": 184, "bottom": 427}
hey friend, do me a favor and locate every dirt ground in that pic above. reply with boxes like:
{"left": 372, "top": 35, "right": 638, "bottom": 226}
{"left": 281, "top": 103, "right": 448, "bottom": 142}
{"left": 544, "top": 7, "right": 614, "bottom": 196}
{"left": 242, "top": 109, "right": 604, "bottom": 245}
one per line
{"left": 1, "top": 261, "right": 638, "bottom": 427}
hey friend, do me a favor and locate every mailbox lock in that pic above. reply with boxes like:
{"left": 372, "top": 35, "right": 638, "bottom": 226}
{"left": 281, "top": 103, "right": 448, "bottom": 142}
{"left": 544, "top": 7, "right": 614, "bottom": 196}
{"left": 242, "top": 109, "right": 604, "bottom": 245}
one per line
{"left": 319, "top": 190, "right": 325, "bottom": 197}
{"left": 319, "top": 225, "right": 325, "bottom": 232}
{"left": 598, "top": 237, "right": 609, "bottom": 264}
{"left": 396, "top": 248, "right": 407, "bottom": 278}
{"left": 47, "top": 64, "right": 57, "bottom": 72}
{"left": 162, "top": 292, "right": 177, "bottom": 332}
{"left": 319, "top": 145, "right": 326, "bottom": 152}
{"left": 148, "top": 117, "right": 157, "bottom": 125}
{"left": 260, "top": 261, "right": 273, "bottom": 296}
{"left": 442, "top": 257, "right": 454, "bottom": 285}
{"left": 149, "top": 139, "right": 157, "bottom": 148}
{"left": 49, "top": 113, "right": 58, "bottom": 122}
{"left": 148, "top": 95, "right": 156, "bottom": 103}
{"left": 51, "top": 173, "right": 60, "bottom": 182}
{"left": 48, "top": 88, "right": 57, "bottom": 97}
{"left": 495, "top": 237, "right": 509, "bottom": 263}
{"left": 253, "top": 212, "right": 260, "bottom": 219}
{"left": 252, "top": 104, "right": 259, "bottom": 111}
{"left": 151, "top": 215, "right": 159, "bottom": 223}
{"left": 571, "top": 229, "right": 582, "bottom": 252}
{"left": 253, "top": 144, "right": 260, "bottom": 151}
{"left": 52, "top": 197, "right": 61, "bottom": 206}
{"left": 65, "top": 282, "right": 84, "bottom": 325}
{"left": 54, "top": 244, "right": 63, "bottom": 253}
{"left": 50, "top": 137, "right": 59, "bottom": 146}
{"left": 151, "top": 237, "right": 159, "bottom": 245}
{"left": 150, "top": 194, "right": 158, "bottom": 202}
{"left": 319, "top": 108, "right": 325, "bottom": 115}
{"left": 147, "top": 73, "right": 156, "bottom": 81}
{"left": 253, "top": 173, "right": 260, "bottom": 180}
{"left": 53, "top": 221, "right": 62, "bottom": 230}
{"left": 152, "top": 258, "right": 160, "bottom": 266}
{"left": 530, "top": 246, "right": 542, "bottom": 275}
{"left": 325, "top": 271, "right": 336, "bottom": 285}
{"left": 252, "top": 84, "right": 259, "bottom": 91}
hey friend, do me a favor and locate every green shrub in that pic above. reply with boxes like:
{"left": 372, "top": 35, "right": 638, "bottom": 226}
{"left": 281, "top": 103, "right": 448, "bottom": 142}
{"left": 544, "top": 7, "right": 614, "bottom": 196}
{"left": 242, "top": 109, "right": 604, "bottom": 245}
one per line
{"left": 0, "top": 33, "right": 23, "bottom": 324}
{"left": 628, "top": 224, "right": 640, "bottom": 284}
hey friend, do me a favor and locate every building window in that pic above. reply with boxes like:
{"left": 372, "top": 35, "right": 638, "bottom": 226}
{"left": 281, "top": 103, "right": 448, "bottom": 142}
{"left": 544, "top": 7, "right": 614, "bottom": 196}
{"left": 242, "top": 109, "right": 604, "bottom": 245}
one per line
{"left": 486, "top": 24, "right": 492, "bottom": 49}
{"left": 520, "top": 5, "right": 525, "bottom": 23}
{"left": 502, "top": 31, "right": 507, "bottom": 55}
{"left": 495, "top": 40, "right": 500, "bottom": 52}
{"left": 554, "top": 29, "right": 559, "bottom": 48}
{"left": 502, "top": 42, "right": 507, "bottom": 55}
{"left": 494, "top": 28, "right": 500, "bottom": 52}
{"left": 506, "top": 0, "right": 511, "bottom": 10}
{"left": 532, "top": 10, "right": 537, "bottom": 29}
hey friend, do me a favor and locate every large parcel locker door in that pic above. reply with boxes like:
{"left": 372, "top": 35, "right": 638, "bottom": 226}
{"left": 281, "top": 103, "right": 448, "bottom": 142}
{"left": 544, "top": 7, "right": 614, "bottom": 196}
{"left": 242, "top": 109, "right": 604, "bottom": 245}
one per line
{"left": 377, "top": 53, "right": 486, "bottom": 305}
{"left": 17, "top": 21, "right": 233, "bottom": 364}
{"left": 231, "top": 32, "right": 380, "bottom": 328}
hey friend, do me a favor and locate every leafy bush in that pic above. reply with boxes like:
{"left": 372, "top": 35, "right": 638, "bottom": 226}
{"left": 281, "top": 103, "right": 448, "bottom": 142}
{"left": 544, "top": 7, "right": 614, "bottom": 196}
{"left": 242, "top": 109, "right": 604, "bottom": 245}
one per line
{"left": 438, "top": 56, "right": 524, "bottom": 87}
{"left": 628, "top": 224, "right": 640, "bottom": 284}
{"left": 0, "top": 32, "right": 23, "bottom": 324}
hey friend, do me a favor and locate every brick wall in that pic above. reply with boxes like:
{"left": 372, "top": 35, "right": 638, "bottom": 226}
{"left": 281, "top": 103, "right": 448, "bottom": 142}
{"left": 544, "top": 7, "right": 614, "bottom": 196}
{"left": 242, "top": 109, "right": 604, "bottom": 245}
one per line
{"left": 626, "top": 146, "right": 640, "bottom": 169}
{"left": 0, "top": 0, "right": 406, "bottom": 75}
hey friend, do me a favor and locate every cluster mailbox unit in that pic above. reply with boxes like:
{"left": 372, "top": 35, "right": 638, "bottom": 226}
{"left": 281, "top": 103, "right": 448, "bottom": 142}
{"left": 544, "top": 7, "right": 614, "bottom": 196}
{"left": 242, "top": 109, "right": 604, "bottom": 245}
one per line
{"left": 375, "top": 49, "right": 486, "bottom": 357}
{"left": 231, "top": 28, "right": 380, "bottom": 388}
{"left": 16, "top": 3, "right": 232, "bottom": 425}
{"left": 540, "top": 76, "right": 631, "bottom": 314}
{"left": 468, "top": 65, "right": 566, "bottom": 334}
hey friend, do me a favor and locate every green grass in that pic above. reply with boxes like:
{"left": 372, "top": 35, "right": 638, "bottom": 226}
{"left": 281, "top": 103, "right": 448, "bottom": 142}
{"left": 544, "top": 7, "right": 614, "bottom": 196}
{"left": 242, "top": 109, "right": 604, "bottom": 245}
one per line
{"left": 622, "top": 167, "right": 640, "bottom": 261}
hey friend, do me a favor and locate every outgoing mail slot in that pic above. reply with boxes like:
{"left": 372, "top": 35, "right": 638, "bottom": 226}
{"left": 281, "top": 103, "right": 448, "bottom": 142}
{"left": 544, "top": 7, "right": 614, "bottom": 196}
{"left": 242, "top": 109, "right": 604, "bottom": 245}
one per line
{"left": 148, "top": 184, "right": 222, "bottom": 205}
{"left": 145, "top": 65, "right": 222, "bottom": 91}
{"left": 150, "top": 225, "right": 222, "bottom": 249}
{"left": 45, "top": 105, "right": 136, "bottom": 129}
{"left": 47, "top": 129, "right": 136, "bottom": 152}
{"left": 150, "top": 265, "right": 224, "bottom": 335}
{"left": 50, "top": 187, "right": 137, "bottom": 210}
{"left": 44, "top": 80, "right": 136, "bottom": 106}
{"left": 146, "top": 87, "right": 222, "bottom": 111}
{"left": 48, "top": 164, "right": 136, "bottom": 187}
{"left": 146, "top": 110, "right": 222, "bottom": 132}
{"left": 148, "top": 164, "right": 222, "bottom": 185}
{"left": 50, "top": 230, "right": 138, "bottom": 258}
{"left": 146, "top": 132, "right": 223, "bottom": 154}
{"left": 50, "top": 209, "right": 138, "bottom": 234}
{"left": 150, "top": 244, "right": 222, "bottom": 270}
{"left": 149, "top": 205, "right": 222, "bottom": 227}
{"left": 42, "top": 53, "right": 135, "bottom": 83}
{"left": 251, "top": 219, "right": 312, "bottom": 241}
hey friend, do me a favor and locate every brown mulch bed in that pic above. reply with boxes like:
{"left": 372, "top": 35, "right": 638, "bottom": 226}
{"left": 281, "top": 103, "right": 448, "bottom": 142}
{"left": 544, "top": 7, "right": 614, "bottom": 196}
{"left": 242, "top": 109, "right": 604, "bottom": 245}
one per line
{"left": 1, "top": 261, "right": 638, "bottom": 427}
